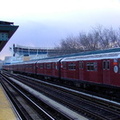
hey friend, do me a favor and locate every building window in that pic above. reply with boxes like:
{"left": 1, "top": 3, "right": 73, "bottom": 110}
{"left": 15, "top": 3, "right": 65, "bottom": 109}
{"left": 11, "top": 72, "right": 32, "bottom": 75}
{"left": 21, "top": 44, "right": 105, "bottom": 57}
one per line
{"left": 0, "top": 32, "right": 8, "bottom": 41}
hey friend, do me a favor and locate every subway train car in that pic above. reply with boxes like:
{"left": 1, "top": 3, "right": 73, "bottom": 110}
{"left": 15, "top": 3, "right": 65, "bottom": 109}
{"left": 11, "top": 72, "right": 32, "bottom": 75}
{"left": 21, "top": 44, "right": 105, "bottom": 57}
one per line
{"left": 2, "top": 48, "right": 120, "bottom": 93}
{"left": 23, "top": 61, "right": 36, "bottom": 75}
{"left": 60, "top": 52, "right": 120, "bottom": 89}
{"left": 12, "top": 60, "right": 37, "bottom": 75}
{"left": 2, "top": 64, "right": 11, "bottom": 71}
{"left": 36, "top": 57, "right": 62, "bottom": 80}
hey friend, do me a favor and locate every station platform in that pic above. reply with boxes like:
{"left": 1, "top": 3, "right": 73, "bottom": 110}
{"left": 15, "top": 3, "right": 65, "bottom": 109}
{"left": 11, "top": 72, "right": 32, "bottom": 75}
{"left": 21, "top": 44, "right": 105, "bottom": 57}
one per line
{"left": 0, "top": 84, "right": 18, "bottom": 120}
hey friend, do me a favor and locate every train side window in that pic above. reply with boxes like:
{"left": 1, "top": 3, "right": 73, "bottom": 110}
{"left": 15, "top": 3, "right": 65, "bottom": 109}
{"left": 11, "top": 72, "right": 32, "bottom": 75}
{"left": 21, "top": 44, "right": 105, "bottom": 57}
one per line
{"left": 68, "top": 63, "right": 76, "bottom": 70}
{"left": 52, "top": 63, "right": 55, "bottom": 69}
{"left": 79, "top": 61, "right": 84, "bottom": 69}
{"left": 103, "top": 61, "right": 106, "bottom": 70}
{"left": 119, "top": 60, "right": 120, "bottom": 73}
{"left": 94, "top": 62, "right": 97, "bottom": 71}
{"left": 62, "top": 62, "right": 66, "bottom": 69}
{"left": 46, "top": 63, "right": 51, "bottom": 69}
{"left": 106, "top": 61, "right": 110, "bottom": 70}
{"left": 86, "top": 62, "right": 97, "bottom": 71}
{"left": 39, "top": 64, "right": 43, "bottom": 69}
{"left": 55, "top": 63, "right": 58, "bottom": 70}
{"left": 103, "top": 60, "right": 110, "bottom": 70}
{"left": 44, "top": 64, "right": 46, "bottom": 69}
{"left": 87, "top": 63, "right": 90, "bottom": 71}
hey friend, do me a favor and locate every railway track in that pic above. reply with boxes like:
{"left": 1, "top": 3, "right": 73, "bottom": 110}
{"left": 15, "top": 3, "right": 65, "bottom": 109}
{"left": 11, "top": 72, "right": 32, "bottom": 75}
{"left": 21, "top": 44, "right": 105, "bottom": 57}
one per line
{"left": 0, "top": 73, "right": 74, "bottom": 120}
{"left": 1, "top": 71, "right": 120, "bottom": 120}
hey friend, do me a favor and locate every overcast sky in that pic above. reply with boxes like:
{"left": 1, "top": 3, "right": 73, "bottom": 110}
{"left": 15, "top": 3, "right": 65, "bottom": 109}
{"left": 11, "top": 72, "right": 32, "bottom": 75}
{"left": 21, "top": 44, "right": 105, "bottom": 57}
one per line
{"left": 0, "top": 0, "right": 120, "bottom": 60}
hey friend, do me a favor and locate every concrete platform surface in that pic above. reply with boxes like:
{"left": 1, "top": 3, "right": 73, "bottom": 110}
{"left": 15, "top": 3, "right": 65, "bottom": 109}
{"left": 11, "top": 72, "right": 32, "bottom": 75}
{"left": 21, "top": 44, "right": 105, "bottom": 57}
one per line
{"left": 0, "top": 84, "right": 18, "bottom": 120}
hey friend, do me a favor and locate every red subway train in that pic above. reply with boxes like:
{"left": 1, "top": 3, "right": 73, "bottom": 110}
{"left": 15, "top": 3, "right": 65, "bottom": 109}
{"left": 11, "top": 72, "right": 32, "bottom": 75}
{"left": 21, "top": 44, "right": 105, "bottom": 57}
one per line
{"left": 2, "top": 48, "right": 120, "bottom": 93}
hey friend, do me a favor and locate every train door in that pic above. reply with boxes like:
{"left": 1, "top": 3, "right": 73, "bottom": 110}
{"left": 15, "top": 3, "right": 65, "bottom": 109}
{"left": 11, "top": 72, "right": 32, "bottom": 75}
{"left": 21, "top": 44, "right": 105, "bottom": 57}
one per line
{"left": 52, "top": 62, "right": 56, "bottom": 76}
{"left": 79, "top": 61, "right": 84, "bottom": 80}
{"left": 35, "top": 62, "right": 37, "bottom": 75}
{"left": 102, "top": 60, "right": 111, "bottom": 84}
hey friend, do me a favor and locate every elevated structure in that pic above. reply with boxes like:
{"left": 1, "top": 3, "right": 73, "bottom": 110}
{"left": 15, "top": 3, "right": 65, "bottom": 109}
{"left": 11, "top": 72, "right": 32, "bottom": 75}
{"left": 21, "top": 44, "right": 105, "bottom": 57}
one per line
{"left": 0, "top": 21, "right": 19, "bottom": 51}
{"left": 13, "top": 44, "right": 50, "bottom": 56}
{"left": 12, "top": 44, "right": 59, "bottom": 59}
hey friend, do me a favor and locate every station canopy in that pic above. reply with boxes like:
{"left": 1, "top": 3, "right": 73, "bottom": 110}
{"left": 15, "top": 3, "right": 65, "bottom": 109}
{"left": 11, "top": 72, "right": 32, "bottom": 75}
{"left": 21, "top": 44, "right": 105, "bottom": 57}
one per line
{"left": 0, "top": 21, "right": 19, "bottom": 51}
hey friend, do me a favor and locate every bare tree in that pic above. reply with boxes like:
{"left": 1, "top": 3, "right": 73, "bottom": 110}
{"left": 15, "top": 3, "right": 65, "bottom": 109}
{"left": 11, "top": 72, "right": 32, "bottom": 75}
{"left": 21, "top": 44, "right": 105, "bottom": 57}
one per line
{"left": 78, "top": 32, "right": 100, "bottom": 51}
{"left": 57, "top": 35, "right": 83, "bottom": 54}
{"left": 115, "top": 28, "right": 120, "bottom": 47}
{"left": 54, "top": 26, "right": 120, "bottom": 56}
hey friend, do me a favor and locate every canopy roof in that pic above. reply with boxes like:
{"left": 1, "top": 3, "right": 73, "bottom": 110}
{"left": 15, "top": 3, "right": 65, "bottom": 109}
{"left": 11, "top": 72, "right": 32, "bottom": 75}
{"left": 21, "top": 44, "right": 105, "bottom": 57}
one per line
{"left": 0, "top": 21, "right": 19, "bottom": 51}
